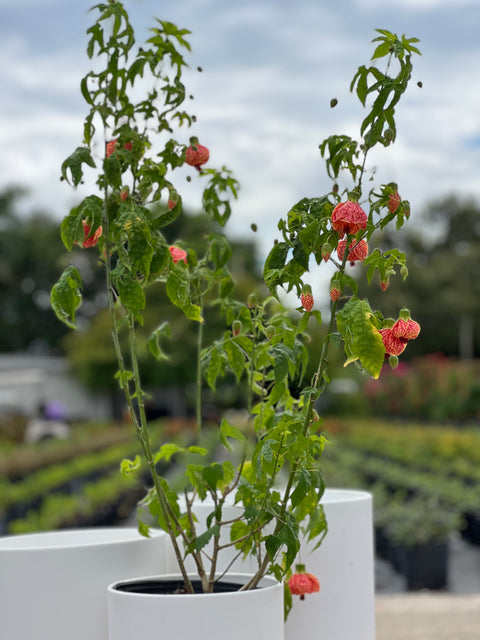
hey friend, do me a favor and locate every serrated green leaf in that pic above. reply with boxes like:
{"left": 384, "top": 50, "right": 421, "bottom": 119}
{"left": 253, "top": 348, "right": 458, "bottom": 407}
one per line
{"left": 223, "top": 340, "right": 246, "bottom": 382}
{"left": 116, "top": 277, "right": 145, "bottom": 324}
{"left": 61, "top": 146, "right": 96, "bottom": 187}
{"left": 336, "top": 297, "right": 385, "bottom": 378}
{"left": 61, "top": 195, "right": 103, "bottom": 251}
{"left": 371, "top": 41, "right": 392, "bottom": 60}
{"left": 290, "top": 468, "right": 310, "bottom": 508}
{"left": 265, "top": 534, "right": 283, "bottom": 561}
{"left": 166, "top": 265, "right": 203, "bottom": 322}
{"left": 220, "top": 418, "right": 245, "bottom": 451}
{"left": 154, "top": 443, "right": 185, "bottom": 463}
{"left": 187, "top": 524, "right": 220, "bottom": 554}
{"left": 50, "top": 266, "right": 83, "bottom": 329}
{"left": 148, "top": 322, "right": 171, "bottom": 361}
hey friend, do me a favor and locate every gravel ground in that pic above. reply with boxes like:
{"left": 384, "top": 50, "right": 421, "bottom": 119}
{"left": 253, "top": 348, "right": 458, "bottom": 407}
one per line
{"left": 375, "top": 534, "right": 480, "bottom": 640}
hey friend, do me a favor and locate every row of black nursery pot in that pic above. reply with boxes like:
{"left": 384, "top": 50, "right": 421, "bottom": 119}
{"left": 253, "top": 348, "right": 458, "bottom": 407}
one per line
{"left": 374, "top": 490, "right": 463, "bottom": 591}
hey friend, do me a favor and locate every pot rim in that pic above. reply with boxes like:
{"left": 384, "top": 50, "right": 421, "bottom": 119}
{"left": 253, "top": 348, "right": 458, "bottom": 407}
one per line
{"left": 0, "top": 527, "right": 165, "bottom": 552}
{"left": 108, "top": 572, "right": 282, "bottom": 598}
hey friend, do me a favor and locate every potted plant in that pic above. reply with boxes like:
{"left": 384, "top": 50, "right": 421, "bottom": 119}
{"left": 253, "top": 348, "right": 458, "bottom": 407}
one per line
{"left": 46, "top": 2, "right": 421, "bottom": 638}
{"left": 380, "top": 493, "right": 463, "bottom": 590}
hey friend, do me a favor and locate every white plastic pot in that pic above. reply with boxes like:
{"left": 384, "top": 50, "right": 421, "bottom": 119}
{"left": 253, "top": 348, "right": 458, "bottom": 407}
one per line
{"left": 285, "top": 488, "right": 375, "bottom": 640}
{"left": 0, "top": 527, "right": 168, "bottom": 640}
{"left": 107, "top": 573, "right": 284, "bottom": 640}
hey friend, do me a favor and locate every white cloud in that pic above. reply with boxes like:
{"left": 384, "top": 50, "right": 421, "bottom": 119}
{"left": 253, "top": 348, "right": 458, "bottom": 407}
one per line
{"left": 0, "top": 0, "right": 479, "bottom": 266}
{"left": 357, "top": 0, "right": 480, "bottom": 7}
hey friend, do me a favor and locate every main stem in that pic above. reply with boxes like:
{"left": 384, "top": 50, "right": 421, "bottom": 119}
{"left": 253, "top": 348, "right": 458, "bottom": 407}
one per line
{"left": 102, "top": 191, "right": 195, "bottom": 593}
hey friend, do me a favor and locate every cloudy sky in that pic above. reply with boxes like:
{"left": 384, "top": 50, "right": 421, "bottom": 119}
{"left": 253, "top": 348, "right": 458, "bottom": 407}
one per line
{"left": 1, "top": 0, "right": 479, "bottom": 277}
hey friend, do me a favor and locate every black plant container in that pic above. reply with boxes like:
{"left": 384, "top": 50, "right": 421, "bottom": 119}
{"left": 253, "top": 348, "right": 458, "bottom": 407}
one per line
{"left": 463, "top": 513, "right": 480, "bottom": 546}
{"left": 402, "top": 541, "right": 448, "bottom": 591}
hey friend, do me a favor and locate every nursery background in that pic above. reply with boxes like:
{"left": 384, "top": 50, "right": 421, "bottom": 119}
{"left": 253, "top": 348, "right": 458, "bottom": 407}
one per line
{"left": 1, "top": 0, "right": 480, "bottom": 607}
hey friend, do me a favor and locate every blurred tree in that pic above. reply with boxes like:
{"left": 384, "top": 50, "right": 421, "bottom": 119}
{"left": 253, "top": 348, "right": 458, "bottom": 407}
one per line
{"left": 357, "top": 195, "right": 480, "bottom": 359}
{"left": 0, "top": 187, "right": 105, "bottom": 352}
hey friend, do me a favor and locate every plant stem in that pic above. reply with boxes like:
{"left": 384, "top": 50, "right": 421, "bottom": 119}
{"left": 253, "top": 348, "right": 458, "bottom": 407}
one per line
{"left": 196, "top": 305, "right": 204, "bottom": 432}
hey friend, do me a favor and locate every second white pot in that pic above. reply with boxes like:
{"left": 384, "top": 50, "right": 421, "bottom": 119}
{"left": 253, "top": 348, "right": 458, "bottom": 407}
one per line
{"left": 0, "top": 527, "right": 168, "bottom": 640}
{"left": 285, "top": 488, "right": 376, "bottom": 640}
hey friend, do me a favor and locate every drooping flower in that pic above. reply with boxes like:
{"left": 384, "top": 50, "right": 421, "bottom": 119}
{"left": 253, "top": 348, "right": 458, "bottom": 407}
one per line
{"left": 106, "top": 140, "right": 132, "bottom": 157}
{"left": 331, "top": 201, "right": 367, "bottom": 238}
{"left": 120, "top": 188, "right": 129, "bottom": 201}
{"left": 387, "top": 191, "right": 401, "bottom": 214}
{"left": 168, "top": 198, "right": 177, "bottom": 211}
{"left": 169, "top": 245, "right": 188, "bottom": 265}
{"left": 82, "top": 220, "right": 102, "bottom": 248}
{"left": 391, "top": 317, "right": 421, "bottom": 340}
{"left": 185, "top": 143, "right": 209, "bottom": 170}
{"left": 378, "top": 328, "right": 408, "bottom": 357}
{"left": 288, "top": 572, "right": 320, "bottom": 600}
{"left": 106, "top": 140, "right": 118, "bottom": 158}
{"left": 336, "top": 238, "right": 368, "bottom": 264}
{"left": 380, "top": 280, "right": 389, "bottom": 291}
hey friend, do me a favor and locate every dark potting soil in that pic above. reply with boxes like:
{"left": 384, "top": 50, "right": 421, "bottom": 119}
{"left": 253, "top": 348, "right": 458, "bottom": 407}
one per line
{"left": 115, "top": 578, "right": 247, "bottom": 595}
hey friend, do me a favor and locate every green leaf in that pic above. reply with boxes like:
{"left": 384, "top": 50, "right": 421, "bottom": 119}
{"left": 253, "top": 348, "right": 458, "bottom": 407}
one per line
{"left": 265, "top": 534, "right": 283, "bottom": 561}
{"left": 220, "top": 418, "right": 245, "bottom": 451}
{"left": 148, "top": 322, "right": 171, "bottom": 361}
{"left": 202, "top": 463, "right": 226, "bottom": 491}
{"left": 290, "top": 468, "right": 311, "bottom": 508}
{"left": 61, "top": 195, "right": 103, "bottom": 251}
{"left": 120, "top": 455, "right": 141, "bottom": 478}
{"left": 166, "top": 265, "right": 203, "bottom": 322}
{"left": 61, "top": 146, "right": 96, "bottom": 187}
{"left": 223, "top": 340, "right": 246, "bottom": 382}
{"left": 187, "top": 446, "right": 207, "bottom": 456}
{"left": 187, "top": 525, "right": 220, "bottom": 553}
{"left": 371, "top": 41, "right": 393, "bottom": 60}
{"left": 271, "top": 343, "right": 293, "bottom": 383}
{"left": 336, "top": 297, "right": 385, "bottom": 378}
{"left": 230, "top": 520, "right": 250, "bottom": 548}
{"left": 116, "top": 277, "right": 145, "bottom": 324}
{"left": 154, "top": 443, "right": 185, "bottom": 463}
{"left": 203, "top": 345, "right": 225, "bottom": 391}
{"left": 50, "top": 266, "right": 83, "bottom": 329}
{"left": 278, "top": 522, "right": 300, "bottom": 568}
{"left": 207, "top": 233, "right": 232, "bottom": 270}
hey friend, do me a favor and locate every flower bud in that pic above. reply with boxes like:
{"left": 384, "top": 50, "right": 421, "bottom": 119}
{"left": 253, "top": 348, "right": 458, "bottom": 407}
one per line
{"left": 300, "top": 286, "right": 314, "bottom": 312}
{"left": 232, "top": 320, "right": 242, "bottom": 337}
{"left": 400, "top": 265, "right": 409, "bottom": 279}
{"left": 330, "top": 288, "right": 341, "bottom": 302}
{"left": 384, "top": 128, "right": 394, "bottom": 144}
{"left": 265, "top": 325, "right": 276, "bottom": 340}
{"left": 321, "top": 242, "right": 332, "bottom": 262}
{"left": 389, "top": 355, "right": 399, "bottom": 369}
{"left": 247, "top": 292, "right": 257, "bottom": 309}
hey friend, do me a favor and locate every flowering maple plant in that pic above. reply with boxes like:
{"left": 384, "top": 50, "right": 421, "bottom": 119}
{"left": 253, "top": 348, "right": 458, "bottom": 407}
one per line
{"left": 51, "top": 1, "right": 420, "bottom": 605}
